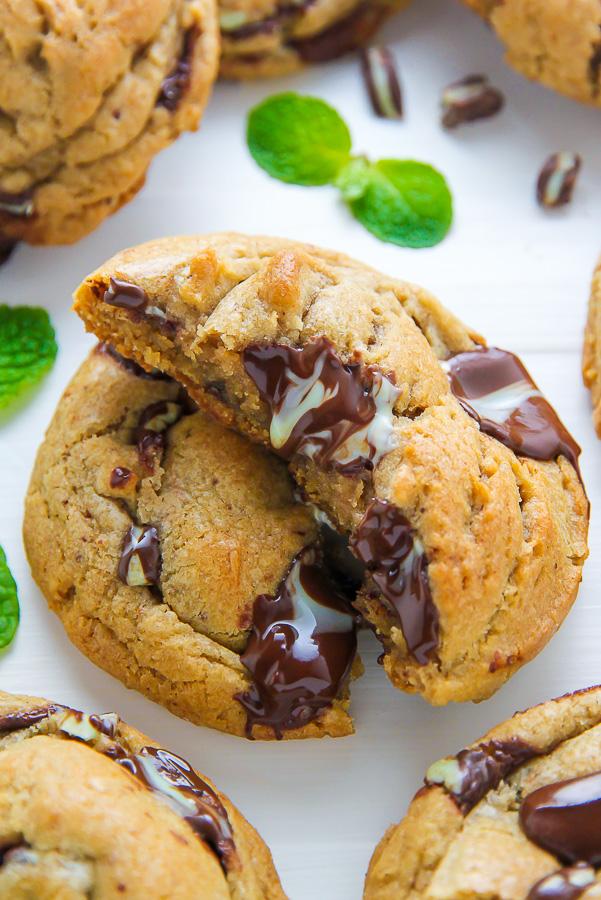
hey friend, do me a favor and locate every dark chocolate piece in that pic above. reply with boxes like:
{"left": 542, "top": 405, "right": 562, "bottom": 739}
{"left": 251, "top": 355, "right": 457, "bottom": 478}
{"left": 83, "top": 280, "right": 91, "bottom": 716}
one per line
{"left": 360, "top": 46, "right": 403, "bottom": 119}
{"left": 520, "top": 771, "right": 601, "bottom": 866}
{"left": 103, "top": 277, "right": 148, "bottom": 311}
{"left": 223, "top": 0, "right": 315, "bottom": 40}
{"left": 0, "top": 706, "right": 53, "bottom": 734}
{"left": 110, "top": 466, "right": 133, "bottom": 489}
{"left": 135, "top": 400, "right": 182, "bottom": 471}
{"left": 157, "top": 27, "right": 198, "bottom": 111}
{"left": 236, "top": 546, "right": 357, "bottom": 738}
{"left": 350, "top": 499, "right": 437, "bottom": 665}
{"left": 118, "top": 524, "right": 161, "bottom": 586}
{"left": 441, "top": 74, "right": 504, "bottom": 129}
{"left": 450, "top": 738, "right": 537, "bottom": 812}
{"left": 291, "top": 2, "right": 380, "bottom": 63}
{"left": 527, "top": 863, "right": 595, "bottom": 900}
{"left": 444, "top": 347, "right": 581, "bottom": 474}
{"left": 0, "top": 188, "right": 35, "bottom": 218}
{"left": 537, "top": 153, "right": 582, "bottom": 209}
{"left": 243, "top": 337, "right": 399, "bottom": 475}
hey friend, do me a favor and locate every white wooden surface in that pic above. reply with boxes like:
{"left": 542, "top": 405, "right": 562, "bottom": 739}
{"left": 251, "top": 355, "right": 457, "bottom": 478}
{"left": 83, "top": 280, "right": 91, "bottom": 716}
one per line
{"left": 1, "top": 1, "right": 601, "bottom": 896}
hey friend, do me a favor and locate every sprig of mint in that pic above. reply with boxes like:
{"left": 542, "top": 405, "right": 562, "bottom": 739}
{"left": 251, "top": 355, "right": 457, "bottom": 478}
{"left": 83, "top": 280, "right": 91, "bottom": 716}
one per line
{"left": 0, "top": 305, "right": 57, "bottom": 414}
{"left": 247, "top": 93, "right": 453, "bottom": 249}
{"left": 0, "top": 546, "right": 19, "bottom": 650}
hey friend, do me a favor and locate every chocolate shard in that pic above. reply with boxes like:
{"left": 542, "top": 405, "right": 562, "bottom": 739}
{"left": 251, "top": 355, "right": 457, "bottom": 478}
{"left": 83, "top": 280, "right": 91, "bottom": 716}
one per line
{"left": 118, "top": 524, "right": 161, "bottom": 586}
{"left": 236, "top": 545, "right": 357, "bottom": 738}
{"left": 537, "top": 152, "right": 582, "bottom": 209}
{"left": 291, "top": 2, "right": 382, "bottom": 64}
{"left": 441, "top": 74, "right": 504, "bottom": 129}
{"left": 360, "top": 46, "right": 403, "bottom": 119}
{"left": 349, "top": 499, "right": 438, "bottom": 665}
{"left": 0, "top": 706, "right": 54, "bottom": 734}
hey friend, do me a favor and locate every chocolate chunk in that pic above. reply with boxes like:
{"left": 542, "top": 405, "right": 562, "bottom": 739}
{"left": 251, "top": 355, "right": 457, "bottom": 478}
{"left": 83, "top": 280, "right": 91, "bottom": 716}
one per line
{"left": 441, "top": 74, "right": 504, "bottom": 129}
{"left": 520, "top": 771, "right": 601, "bottom": 866}
{"left": 360, "top": 46, "right": 403, "bottom": 119}
{"left": 527, "top": 863, "right": 595, "bottom": 900}
{"left": 157, "top": 27, "right": 198, "bottom": 111}
{"left": 110, "top": 466, "right": 133, "bottom": 489}
{"left": 243, "top": 337, "right": 400, "bottom": 475}
{"left": 441, "top": 738, "right": 537, "bottom": 812}
{"left": 0, "top": 706, "right": 53, "bottom": 734}
{"left": 96, "top": 343, "right": 172, "bottom": 381}
{"left": 118, "top": 524, "right": 161, "bottom": 586}
{"left": 349, "top": 499, "right": 438, "bottom": 665}
{"left": 103, "top": 278, "right": 148, "bottom": 311}
{"left": 537, "top": 153, "right": 582, "bottom": 209}
{"left": 135, "top": 400, "right": 182, "bottom": 470}
{"left": 0, "top": 188, "right": 35, "bottom": 218}
{"left": 291, "top": 2, "right": 380, "bottom": 63}
{"left": 0, "top": 843, "right": 31, "bottom": 867}
{"left": 236, "top": 546, "right": 357, "bottom": 738}
{"left": 443, "top": 347, "right": 581, "bottom": 475}
{"left": 222, "top": 1, "right": 315, "bottom": 40}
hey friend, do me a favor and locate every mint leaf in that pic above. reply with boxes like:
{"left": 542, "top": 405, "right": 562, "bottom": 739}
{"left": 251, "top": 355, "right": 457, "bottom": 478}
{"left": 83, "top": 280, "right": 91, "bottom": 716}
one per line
{"left": 0, "top": 547, "right": 19, "bottom": 649}
{"left": 247, "top": 93, "right": 352, "bottom": 186}
{"left": 344, "top": 160, "right": 453, "bottom": 248}
{"left": 0, "top": 305, "right": 57, "bottom": 411}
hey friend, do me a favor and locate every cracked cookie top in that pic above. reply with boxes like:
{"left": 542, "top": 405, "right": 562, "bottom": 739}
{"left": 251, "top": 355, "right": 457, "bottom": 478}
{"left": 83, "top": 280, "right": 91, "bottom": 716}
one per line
{"left": 72, "top": 232, "right": 588, "bottom": 707}
{"left": 24, "top": 345, "right": 359, "bottom": 740}
{"left": 0, "top": 690, "right": 285, "bottom": 899}
{"left": 0, "top": 0, "right": 218, "bottom": 245}
{"left": 365, "top": 685, "right": 601, "bottom": 900}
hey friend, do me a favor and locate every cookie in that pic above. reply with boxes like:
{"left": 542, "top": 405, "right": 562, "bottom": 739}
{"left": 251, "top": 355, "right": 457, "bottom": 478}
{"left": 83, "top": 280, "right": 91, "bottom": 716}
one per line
{"left": 24, "top": 345, "right": 360, "bottom": 740}
{"left": 364, "top": 685, "right": 601, "bottom": 899}
{"left": 219, "top": 0, "right": 408, "bottom": 79}
{"left": 583, "top": 256, "right": 601, "bottom": 434}
{"left": 462, "top": 0, "right": 601, "bottom": 107}
{"left": 72, "top": 233, "right": 589, "bottom": 706}
{"left": 0, "top": 0, "right": 218, "bottom": 246}
{"left": 0, "top": 689, "right": 284, "bottom": 898}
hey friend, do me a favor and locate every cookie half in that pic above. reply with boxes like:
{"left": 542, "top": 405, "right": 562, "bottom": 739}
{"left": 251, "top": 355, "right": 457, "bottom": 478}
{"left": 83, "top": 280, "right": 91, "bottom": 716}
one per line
{"left": 462, "top": 0, "right": 601, "bottom": 107}
{"left": 365, "top": 685, "right": 601, "bottom": 899}
{"left": 0, "top": 689, "right": 284, "bottom": 898}
{"left": 0, "top": 0, "right": 218, "bottom": 246}
{"left": 583, "top": 256, "right": 601, "bottom": 434}
{"left": 72, "top": 233, "right": 589, "bottom": 706}
{"left": 24, "top": 345, "right": 359, "bottom": 740}
{"left": 219, "top": 0, "right": 408, "bottom": 78}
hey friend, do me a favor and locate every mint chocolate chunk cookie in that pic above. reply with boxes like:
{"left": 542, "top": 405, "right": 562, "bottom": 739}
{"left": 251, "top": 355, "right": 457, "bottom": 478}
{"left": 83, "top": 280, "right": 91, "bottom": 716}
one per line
{"left": 462, "top": 0, "right": 601, "bottom": 108}
{"left": 219, "top": 0, "right": 409, "bottom": 79}
{"left": 0, "top": 0, "right": 218, "bottom": 246}
{"left": 73, "top": 233, "right": 588, "bottom": 706}
{"left": 24, "top": 346, "right": 359, "bottom": 739}
{"left": 0, "top": 690, "right": 285, "bottom": 898}
{"left": 365, "top": 685, "right": 601, "bottom": 899}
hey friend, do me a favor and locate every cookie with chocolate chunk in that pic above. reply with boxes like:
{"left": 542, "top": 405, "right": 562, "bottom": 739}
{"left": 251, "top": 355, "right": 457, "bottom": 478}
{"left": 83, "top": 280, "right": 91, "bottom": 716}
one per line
{"left": 72, "top": 233, "right": 588, "bottom": 706}
{"left": 583, "top": 256, "right": 601, "bottom": 434}
{"left": 0, "top": 0, "right": 218, "bottom": 246}
{"left": 24, "top": 345, "right": 359, "bottom": 739}
{"left": 462, "top": 0, "right": 601, "bottom": 107}
{"left": 219, "top": 0, "right": 409, "bottom": 79}
{"left": 365, "top": 685, "right": 601, "bottom": 899}
{"left": 0, "top": 690, "right": 284, "bottom": 898}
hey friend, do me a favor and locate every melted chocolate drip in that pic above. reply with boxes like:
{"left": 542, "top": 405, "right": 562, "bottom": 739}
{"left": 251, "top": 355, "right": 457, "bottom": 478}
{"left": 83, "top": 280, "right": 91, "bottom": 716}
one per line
{"left": 449, "top": 738, "right": 537, "bottom": 812}
{"left": 243, "top": 337, "right": 399, "bottom": 475}
{"left": 110, "top": 466, "right": 133, "bottom": 488}
{"left": 444, "top": 347, "right": 581, "bottom": 474}
{"left": 0, "top": 706, "right": 53, "bottom": 733}
{"left": 236, "top": 546, "right": 357, "bottom": 738}
{"left": 520, "top": 771, "right": 601, "bottom": 866}
{"left": 349, "top": 499, "right": 438, "bottom": 665}
{"left": 118, "top": 524, "right": 161, "bottom": 585}
{"left": 96, "top": 343, "right": 172, "bottom": 381}
{"left": 291, "top": 2, "right": 379, "bottom": 63}
{"left": 527, "top": 864, "right": 595, "bottom": 900}
{"left": 157, "top": 27, "right": 198, "bottom": 111}
{"left": 0, "top": 188, "right": 35, "bottom": 218}
{"left": 110, "top": 746, "right": 236, "bottom": 870}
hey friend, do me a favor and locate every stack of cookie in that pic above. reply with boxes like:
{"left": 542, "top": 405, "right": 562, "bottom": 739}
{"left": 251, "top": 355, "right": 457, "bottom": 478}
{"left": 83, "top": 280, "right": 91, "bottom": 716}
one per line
{"left": 23, "top": 233, "right": 588, "bottom": 743}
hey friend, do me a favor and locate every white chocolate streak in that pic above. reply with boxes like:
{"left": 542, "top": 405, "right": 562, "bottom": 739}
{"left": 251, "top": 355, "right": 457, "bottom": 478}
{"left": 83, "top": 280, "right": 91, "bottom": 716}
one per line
{"left": 441, "top": 362, "right": 542, "bottom": 425}
{"left": 281, "top": 557, "right": 355, "bottom": 639}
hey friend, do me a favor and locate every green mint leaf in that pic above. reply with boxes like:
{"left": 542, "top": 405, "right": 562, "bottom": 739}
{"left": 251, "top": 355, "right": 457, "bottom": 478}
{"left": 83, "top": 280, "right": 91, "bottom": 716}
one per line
{"left": 0, "top": 546, "right": 19, "bottom": 649}
{"left": 345, "top": 159, "right": 453, "bottom": 248}
{"left": 247, "top": 93, "right": 352, "bottom": 186}
{"left": 0, "top": 305, "right": 58, "bottom": 412}
{"left": 335, "top": 156, "right": 372, "bottom": 202}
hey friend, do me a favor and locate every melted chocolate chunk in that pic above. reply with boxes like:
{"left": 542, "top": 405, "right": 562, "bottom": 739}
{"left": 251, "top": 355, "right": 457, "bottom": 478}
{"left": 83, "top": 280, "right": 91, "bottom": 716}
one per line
{"left": 444, "top": 347, "right": 581, "bottom": 474}
{"left": 96, "top": 343, "right": 172, "bottom": 381}
{"left": 111, "top": 746, "right": 237, "bottom": 870}
{"left": 243, "top": 337, "right": 400, "bottom": 475}
{"left": 103, "top": 277, "right": 148, "bottom": 311}
{"left": 118, "top": 524, "right": 161, "bottom": 586}
{"left": 110, "top": 466, "right": 133, "bottom": 489}
{"left": 349, "top": 499, "right": 437, "bottom": 665}
{"left": 527, "top": 863, "right": 595, "bottom": 900}
{"left": 291, "top": 2, "right": 378, "bottom": 63}
{"left": 520, "top": 771, "right": 601, "bottom": 866}
{"left": 236, "top": 546, "right": 357, "bottom": 738}
{"left": 135, "top": 400, "right": 182, "bottom": 470}
{"left": 157, "top": 27, "right": 198, "bottom": 111}
{"left": 0, "top": 706, "right": 53, "bottom": 734}
{"left": 0, "top": 188, "right": 35, "bottom": 218}
{"left": 449, "top": 738, "right": 537, "bottom": 812}
{"left": 223, "top": 0, "right": 315, "bottom": 40}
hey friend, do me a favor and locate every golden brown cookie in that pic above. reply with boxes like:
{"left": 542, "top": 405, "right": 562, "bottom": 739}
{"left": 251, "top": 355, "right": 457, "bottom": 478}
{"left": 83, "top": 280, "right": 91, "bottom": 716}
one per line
{"left": 0, "top": 0, "right": 218, "bottom": 246}
{"left": 219, "top": 0, "right": 409, "bottom": 79}
{"left": 24, "top": 345, "right": 360, "bottom": 740}
{"left": 365, "top": 685, "right": 601, "bottom": 899}
{"left": 462, "top": 0, "right": 601, "bottom": 107}
{"left": 72, "top": 233, "right": 589, "bottom": 706}
{"left": 0, "top": 689, "right": 285, "bottom": 899}
{"left": 583, "top": 256, "right": 601, "bottom": 434}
